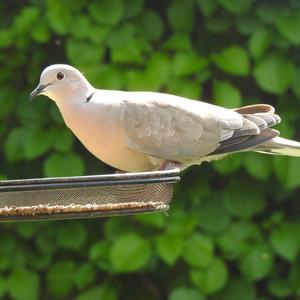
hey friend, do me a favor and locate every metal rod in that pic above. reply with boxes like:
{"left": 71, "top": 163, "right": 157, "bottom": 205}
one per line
{"left": 0, "top": 169, "right": 180, "bottom": 187}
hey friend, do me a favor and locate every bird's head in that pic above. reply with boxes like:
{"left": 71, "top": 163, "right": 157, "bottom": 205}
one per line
{"left": 30, "top": 64, "right": 93, "bottom": 102}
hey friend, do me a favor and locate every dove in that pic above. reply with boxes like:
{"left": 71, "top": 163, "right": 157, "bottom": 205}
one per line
{"left": 30, "top": 64, "right": 300, "bottom": 172}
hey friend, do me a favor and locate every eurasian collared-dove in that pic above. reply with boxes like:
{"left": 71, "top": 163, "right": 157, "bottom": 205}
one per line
{"left": 30, "top": 64, "right": 300, "bottom": 172}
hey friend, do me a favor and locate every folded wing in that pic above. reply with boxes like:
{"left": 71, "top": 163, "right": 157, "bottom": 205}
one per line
{"left": 120, "top": 94, "right": 279, "bottom": 162}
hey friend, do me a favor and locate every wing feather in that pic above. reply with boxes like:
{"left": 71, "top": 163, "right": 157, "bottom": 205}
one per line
{"left": 119, "top": 93, "right": 246, "bottom": 162}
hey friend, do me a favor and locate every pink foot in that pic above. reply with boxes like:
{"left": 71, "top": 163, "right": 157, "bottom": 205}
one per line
{"left": 115, "top": 169, "right": 127, "bottom": 174}
{"left": 159, "top": 161, "right": 182, "bottom": 171}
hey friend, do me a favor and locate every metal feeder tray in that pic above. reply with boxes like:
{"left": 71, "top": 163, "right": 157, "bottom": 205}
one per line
{"left": 0, "top": 169, "right": 180, "bottom": 221}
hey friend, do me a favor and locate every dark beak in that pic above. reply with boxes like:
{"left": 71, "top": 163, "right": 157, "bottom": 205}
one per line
{"left": 29, "top": 84, "right": 48, "bottom": 100}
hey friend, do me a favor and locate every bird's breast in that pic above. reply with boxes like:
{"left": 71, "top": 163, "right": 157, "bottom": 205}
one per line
{"left": 57, "top": 101, "right": 155, "bottom": 172}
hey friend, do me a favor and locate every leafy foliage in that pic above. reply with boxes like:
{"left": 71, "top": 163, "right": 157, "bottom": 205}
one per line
{"left": 1, "top": 0, "right": 300, "bottom": 299}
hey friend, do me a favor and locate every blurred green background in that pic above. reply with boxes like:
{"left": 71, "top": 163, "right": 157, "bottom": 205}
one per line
{"left": 1, "top": 0, "right": 300, "bottom": 299}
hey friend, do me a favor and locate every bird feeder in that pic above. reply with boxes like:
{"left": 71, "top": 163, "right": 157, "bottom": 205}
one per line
{"left": 0, "top": 169, "right": 180, "bottom": 221}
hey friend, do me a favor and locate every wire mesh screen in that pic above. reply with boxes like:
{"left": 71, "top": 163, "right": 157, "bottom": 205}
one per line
{"left": 0, "top": 170, "right": 180, "bottom": 221}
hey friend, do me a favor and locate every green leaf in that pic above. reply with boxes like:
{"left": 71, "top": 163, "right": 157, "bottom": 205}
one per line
{"left": 15, "top": 222, "right": 38, "bottom": 239}
{"left": 43, "top": 153, "right": 85, "bottom": 177}
{"left": 236, "top": 15, "right": 262, "bottom": 35}
{"left": 223, "top": 181, "right": 265, "bottom": 218}
{"left": 52, "top": 128, "right": 74, "bottom": 152}
{"left": 46, "top": 261, "right": 76, "bottom": 298}
{"left": 255, "top": 3, "right": 289, "bottom": 24}
{"left": 167, "top": 0, "right": 195, "bottom": 33}
{"left": 88, "top": 0, "right": 123, "bottom": 25}
{"left": 243, "top": 152, "right": 272, "bottom": 180}
{"left": 139, "top": 9, "right": 164, "bottom": 41}
{"left": 213, "top": 80, "right": 242, "bottom": 108}
{"left": 168, "top": 287, "right": 205, "bottom": 300}
{"left": 213, "top": 46, "right": 250, "bottom": 76}
{"left": 167, "top": 79, "right": 202, "bottom": 99}
{"left": 4, "top": 128, "right": 25, "bottom": 162}
{"left": 190, "top": 258, "right": 228, "bottom": 294}
{"left": 166, "top": 210, "right": 198, "bottom": 235}
{"left": 69, "top": 15, "right": 92, "bottom": 40}
{"left": 0, "top": 30, "right": 13, "bottom": 48}
{"left": 217, "top": 0, "right": 254, "bottom": 14}
{"left": 173, "top": 52, "right": 208, "bottom": 77}
{"left": 66, "top": 39, "right": 104, "bottom": 67}
{"left": 239, "top": 244, "right": 273, "bottom": 280}
{"left": 17, "top": 96, "right": 47, "bottom": 124}
{"left": 103, "top": 218, "right": 135, "bottom": 240}
{"left": 0, "top": 235, "right": 16, "bottom": 270}
{"left": 57, "top": 222, "right": 87, "bottom": 250}
{"left": 35, "top": 227, "right": 57, "bottom": 255}
{"left": 111, "top": 39, "right": 147, "bottom": 65}
{"left": 273, "top": 156, "right": 300, "bottom": 189}
{"left": 275, "top": 11, "right": 300, "bottom": 45}
{"left": 183, "top": 233, "right": 214, "bottom": 268}
{"left": 89, "top": 241, "right": 109, "bottom": 262}
{"left": 134, "top": 213, "right": 165, "bottom": 229}
{"left": 219, "top": 278, "right": 256, "bottom": 300}
{"left": 76, "top": 285, "right": 117, "bottom": 300}
{"left": 124, "top": 0, "right": 144, "bottom": 19}
{"left": 88, "top": 26, "right": 110, "bottom": 45}
{"left": 217, "top": 222, "right": 261, "bottom": 259}
{"left": 46, "top": 0, "right": 71, "bottom": 34}
{"left": 23, "top": 128, "right": 53, "bottom": 160}
{"left": 28, "top": 253, "right": 51, "bottom": 271}
{"left": 253, "top": 54, "right": 295, "bottom": 94}
{"left": 89, "top": 241, "right": 111, "bottom": 271}
{"left": 13, "top": 7, "right": 40, "bottom": 34}
{"left": 203, "top": 258, "right": 228, "bottom": 294}
{"left": 147, "top": 53, "right": 171, "bottom": 88}
{"left": 214, "top": 154, "right": 243, "bottom": 175}
{"left": 106, "top": 24, "right": 135, "bottom": 48}
{"left": 292, "top": 68, "right": 300, "bottom": 99}
{"left": 88, "top": 65, "right": 125, "bottom": 90}
{"left": 205, "top": 15, "right": 231, "bottom": 33}
{"left": 155, "top": 234, "right": 184, "bottom": 266}
{"left": 31, "top": 19, "right": 50, "bottom": 43}
{"left": 198, "top": 195, "right": 231, "bottom": 233}
{"left": 196, "top": 0, "right": 217, "bottom": 17}
{"left": 0, "top": 89, "right": 16, "bottom": 119}
{"left": 270, "top": 224, "right": 299, "bottom": 262}
{"left": 126, "top": 70, "right": 155, "bottom": 91}
{"left": 74, "top": 263, "right": 96, "bottom": 289}
{"left": 0, "top": 275, "right": 6, "bottom": 298}
{"left": 61, "top": 0, "right": 86, "bottom": 12}
{"left": 164, "top": 34, "right": 192, "bottom": 51}
{"left": 7, "top": 268, "right": 40, "bottom": 300}
{"left": 110, "top": 233, "right": 151, "bottom": 273}
{"left": 268, "top": 278, "right": 292, "bottom": 298}
{"left": 288, "top": 260, "right": 300, "bottom": 294}
{"left": 49, "top": 105, "right": 64, "bottom": 125}
{"left": 248, "top": 28, "right": 272, "bottom": 59}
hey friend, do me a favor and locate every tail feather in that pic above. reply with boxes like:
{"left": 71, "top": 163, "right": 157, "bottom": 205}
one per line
{"left": 256, "top": 136, "right": 300, "bottom": 157}
{"left": 215, "top": 104, "right": 300, "bottom": 158}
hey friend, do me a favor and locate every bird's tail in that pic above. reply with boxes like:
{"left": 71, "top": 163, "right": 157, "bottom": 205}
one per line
{"left": 255, "top": 136, "right": 300, "bottom": 157}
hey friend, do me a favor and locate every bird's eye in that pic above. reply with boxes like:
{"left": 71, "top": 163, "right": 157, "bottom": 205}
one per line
{"left": 56, "top": 72, "right": 64, "bottom": 80}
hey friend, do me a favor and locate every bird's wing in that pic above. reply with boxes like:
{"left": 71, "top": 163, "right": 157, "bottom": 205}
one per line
{"left": 119, "top": 92, "right": 253, "bottom": 162}
{"left": 211, "top": 104, "right": 281, "bottom": 155}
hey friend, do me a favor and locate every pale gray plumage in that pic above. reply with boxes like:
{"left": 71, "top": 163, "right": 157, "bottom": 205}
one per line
{"left": 30, "top": 64, "right": 300, "bottom": 172}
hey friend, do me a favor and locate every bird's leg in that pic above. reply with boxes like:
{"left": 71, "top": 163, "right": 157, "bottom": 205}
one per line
{"left": 159, "top": 161, "right": 182, "bottom": 171}
{"left": 114, "top": 169, "right": 127, "bottom": 174}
